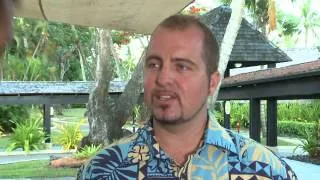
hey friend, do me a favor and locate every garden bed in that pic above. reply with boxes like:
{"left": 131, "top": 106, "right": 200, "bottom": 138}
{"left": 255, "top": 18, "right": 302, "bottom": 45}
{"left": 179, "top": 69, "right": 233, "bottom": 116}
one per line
{"left": 287, "top": 155, "right": 320, "bottom": 165}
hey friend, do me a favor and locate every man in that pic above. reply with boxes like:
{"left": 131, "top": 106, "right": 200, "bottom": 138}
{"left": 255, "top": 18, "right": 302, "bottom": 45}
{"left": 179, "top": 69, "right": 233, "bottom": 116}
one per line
{"left": 81, "top": 15, "right": 297, "bottom": 179}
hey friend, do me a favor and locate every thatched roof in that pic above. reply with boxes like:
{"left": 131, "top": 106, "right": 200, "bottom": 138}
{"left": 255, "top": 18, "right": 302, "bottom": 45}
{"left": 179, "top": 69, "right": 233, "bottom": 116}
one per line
{"left": 200, "top": 6, "right": 292, "bottom": 68}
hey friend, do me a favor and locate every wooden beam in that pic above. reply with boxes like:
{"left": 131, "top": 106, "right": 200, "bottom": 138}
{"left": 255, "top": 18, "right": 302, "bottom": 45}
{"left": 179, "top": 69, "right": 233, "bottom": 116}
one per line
{"left": 218, "top": 76, "right": 320, "bottom": 100}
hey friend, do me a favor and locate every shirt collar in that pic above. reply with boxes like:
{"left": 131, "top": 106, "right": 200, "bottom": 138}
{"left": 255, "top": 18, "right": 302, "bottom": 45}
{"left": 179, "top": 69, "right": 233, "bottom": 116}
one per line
{"left": 204, "top": 116, "right": 237, "bottom": 154}
{"left": 138, "top": 116, "right": 238, "bottom": 160}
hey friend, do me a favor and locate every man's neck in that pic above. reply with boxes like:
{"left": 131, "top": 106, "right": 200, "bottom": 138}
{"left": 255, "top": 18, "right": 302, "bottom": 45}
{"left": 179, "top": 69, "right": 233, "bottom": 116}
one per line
{"left": 153, "top": 113, "right": 208, "bottom": 166}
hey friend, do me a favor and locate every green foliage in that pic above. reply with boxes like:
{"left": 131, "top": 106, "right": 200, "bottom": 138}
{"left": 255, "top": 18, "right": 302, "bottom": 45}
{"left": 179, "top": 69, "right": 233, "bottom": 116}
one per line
{"left": 0, "top": 126, "right": 4, "bottom": 136}
{"left": 123, "top": 105, "right": 141, "bottom": 132}
{"left": 294, "top": 120, "right": 320, "bottom": 157}
{"left": 208, "top": 101, "right": 249, "bottom": 128}
{"left": 209, "top": 109, "right": 224, "bottom": 125}
{"left": 0, "top": 105, "right": 30, "bottom": 133}
{"left": 231, "top": 102, "right": 249, "bottom": 128}
{"left": 75, "top": 144, "right": 102, "bottom": 159}
{"left": 53, "top": 119, "right": 84, "bottom": 150}
{"left": 111, "top": 30, "right": 132, "bottom": 45}
{"left": 277, "top": 11, "right": 300, "bottom": 36}
{"left": 278, "top": 120, "right": 316, "bottom": 138}
{"left": 7, "top": 118, "right": 45, "bottom": 152}
{"left": 278, "top": 100, "right": 320, "bottom": 122}
{"left": 4, "top": 17, "right": 97, "bottom": 81}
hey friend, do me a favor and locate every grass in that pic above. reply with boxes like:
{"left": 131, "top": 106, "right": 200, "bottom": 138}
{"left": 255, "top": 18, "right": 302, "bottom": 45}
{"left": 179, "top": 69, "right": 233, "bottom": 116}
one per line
{"left": 0, "top": 160, "right": 78, "bottom": 178}
{"left": 55, "top": 108, "right": 87, "bottom": 123}
{"left": 57, "top": 108, "right": 86, "bottom": 118}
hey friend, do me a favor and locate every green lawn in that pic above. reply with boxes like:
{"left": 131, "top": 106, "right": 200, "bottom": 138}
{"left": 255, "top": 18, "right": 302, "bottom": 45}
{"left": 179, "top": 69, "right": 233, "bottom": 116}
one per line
{"left": 58, "top": 108, "right": 86, "bottom": 117}
{"left": 55, "top": 108, "right": 87, "bottom": 122}
{"left": 0, "top": 160, "right": 78, "bottom": 178}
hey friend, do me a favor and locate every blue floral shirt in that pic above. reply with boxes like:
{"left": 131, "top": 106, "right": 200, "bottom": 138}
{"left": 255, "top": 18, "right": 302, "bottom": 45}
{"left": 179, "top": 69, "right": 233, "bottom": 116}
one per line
{"left": 81, "top": 118, "right": 297, "bottom": 179}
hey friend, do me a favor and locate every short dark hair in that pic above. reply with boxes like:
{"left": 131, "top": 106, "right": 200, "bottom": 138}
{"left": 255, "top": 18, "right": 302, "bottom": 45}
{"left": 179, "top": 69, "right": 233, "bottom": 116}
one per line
{"left": 152, "top": 14, "right": 220, "bottom": 78}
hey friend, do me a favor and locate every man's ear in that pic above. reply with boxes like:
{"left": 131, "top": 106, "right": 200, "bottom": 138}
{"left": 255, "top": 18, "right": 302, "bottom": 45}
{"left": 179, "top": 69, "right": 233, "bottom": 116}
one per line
{"left": 209, "top": 71, "right": 221, "bottom": 96}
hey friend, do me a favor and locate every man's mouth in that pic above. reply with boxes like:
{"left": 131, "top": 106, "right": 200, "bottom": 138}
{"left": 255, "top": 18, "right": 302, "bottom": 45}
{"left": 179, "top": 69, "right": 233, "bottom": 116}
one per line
{"left": 158, "top": 95, "right": 173, "bottom": 101}
{"left": 152, "top": 91, "right": 178, "bottom": 103}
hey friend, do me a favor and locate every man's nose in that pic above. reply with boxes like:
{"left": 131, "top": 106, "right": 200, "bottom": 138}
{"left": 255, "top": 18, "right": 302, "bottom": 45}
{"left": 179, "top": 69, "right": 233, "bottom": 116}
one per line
{"left": 156, "top": 64, "right": 173, "bottom": 86}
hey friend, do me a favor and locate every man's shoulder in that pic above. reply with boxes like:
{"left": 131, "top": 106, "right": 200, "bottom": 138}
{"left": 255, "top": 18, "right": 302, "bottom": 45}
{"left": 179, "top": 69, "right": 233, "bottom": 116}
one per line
{"left": 225, "top": 130, "right": 297, "bottom": 179}
{"left": 92, "top": 131, "right": 141, "bottom": 161}
{"left": 81, "top": 131, "right": 142, "bottom": 179}
{"left": 226, "top": 130, "right": 280, "bottom": 162}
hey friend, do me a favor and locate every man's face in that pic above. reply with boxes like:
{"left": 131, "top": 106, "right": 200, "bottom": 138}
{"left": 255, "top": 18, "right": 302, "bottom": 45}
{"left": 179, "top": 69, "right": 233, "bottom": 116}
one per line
{"left": 144, "top": 26, "right": 219, "bottom": 125}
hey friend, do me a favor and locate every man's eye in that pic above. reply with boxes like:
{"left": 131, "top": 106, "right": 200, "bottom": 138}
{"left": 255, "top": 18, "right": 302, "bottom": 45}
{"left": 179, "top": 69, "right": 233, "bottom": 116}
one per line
{"left": 147, "top": 62, "right": 160, "bottom": 69}
{"left": 176, "top": 64, "right": 190, "bottom": 71}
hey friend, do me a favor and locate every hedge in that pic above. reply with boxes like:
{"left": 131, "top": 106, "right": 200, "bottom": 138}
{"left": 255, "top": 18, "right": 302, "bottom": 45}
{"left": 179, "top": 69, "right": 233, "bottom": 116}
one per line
{"left": 278, "top": 120, "right": 317, "bottom": 138}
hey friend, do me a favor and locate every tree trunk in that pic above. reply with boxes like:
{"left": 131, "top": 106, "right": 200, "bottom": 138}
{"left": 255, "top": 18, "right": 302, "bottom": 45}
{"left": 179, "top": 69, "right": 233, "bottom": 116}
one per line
{"left": 84, "top": 29, "right": 114, "bottom": 147}
{"left": 0, "top": 48, "right": 7, "bottom": 80}
{"left": 209, "top": 0, "right": 245, "bottom": 106}
{"left": 116, "top": 51, "right": 145, "bottom": 126}
{"left": 77, "top": 44, "right": 87, "bottom": 81}
{"left": 79, "top": 33, "right": 147, "bottom": 148}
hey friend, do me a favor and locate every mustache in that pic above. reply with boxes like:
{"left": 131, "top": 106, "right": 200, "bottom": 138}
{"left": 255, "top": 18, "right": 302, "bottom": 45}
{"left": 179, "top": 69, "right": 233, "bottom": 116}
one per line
{"left": 151, "top": 89, "right": 179, "bottom": 97}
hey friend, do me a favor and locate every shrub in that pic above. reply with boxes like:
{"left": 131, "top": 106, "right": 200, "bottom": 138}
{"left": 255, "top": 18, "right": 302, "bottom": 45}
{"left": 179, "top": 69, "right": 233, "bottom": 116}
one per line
{"left": 231, "top": 102, "right": 249, "bottom": 128}
{"left": 7, "top": 118, "right": 46, "bottom": 152}
{"left": 75, "top": 144, "right": 102, "bottom": 159}
{"left": 0, "top": 126, "right": 4, "bottom": 136}
{"left": 0, "top": 105, "right": 30, "bottom": 133}
{"left": 278, "top": 121, "right": 316, "bottom": 138}
{"left": 53, "top": 119, "right": 84, "bottom": 150}
{"left": 209, "top": 101, "right": 249, "bottom": 128}
{"left": 278, "top": 100, "right": 320, "bottom": 122}
{"left": 294, "top": 120, "right": 320, "bottom": 157}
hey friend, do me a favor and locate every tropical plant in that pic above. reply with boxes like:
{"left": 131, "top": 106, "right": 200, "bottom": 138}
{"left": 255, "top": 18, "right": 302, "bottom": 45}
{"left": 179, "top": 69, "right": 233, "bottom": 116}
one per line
{"left": 53, "top": 119, "right": 84, "bottom": 150}
{"left": 294, "top": 120, "right": 320, "bottom": 157}
{"left": 278, "top": 120, "right": 316, "bottom": 138}
{"left": 0, "top": 126, "right": 4, "bottom": 136}
{"left": 278, "top": 100, "right": 320, "bottom": 122}
{"left": 75, "top": 144, "right": 102, "bottom": 159}
{"left": 231, "top": 102, "right": 249, "bottom": 128}
{"left": 0, "top": 105, "right": 30, "bottom": 133}
{"left": 7, "top": 117, "right": 46, "bottom": 152}
{"left": 277, "top": 0, "right": 320, "bottom": 47}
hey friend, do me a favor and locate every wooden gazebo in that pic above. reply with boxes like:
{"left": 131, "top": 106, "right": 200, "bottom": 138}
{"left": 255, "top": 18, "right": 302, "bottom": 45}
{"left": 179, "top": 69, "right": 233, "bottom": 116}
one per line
{"left": 200, "top": 6, "right": 292, "bottom": 76}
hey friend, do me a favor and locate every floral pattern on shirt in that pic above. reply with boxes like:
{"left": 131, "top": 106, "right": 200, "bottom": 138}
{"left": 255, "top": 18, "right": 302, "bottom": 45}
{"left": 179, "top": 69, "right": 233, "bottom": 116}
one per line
{"left": 81, "top": 118, "right": 297, "bottom": 180}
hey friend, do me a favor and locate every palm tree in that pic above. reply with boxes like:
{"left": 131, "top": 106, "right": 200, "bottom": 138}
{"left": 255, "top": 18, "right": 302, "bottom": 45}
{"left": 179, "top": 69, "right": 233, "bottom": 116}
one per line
{"left": 277, "top": 0, "right": 320, "bottom": 47}
{"left": 211, "top": 0, "right": 245, "bottom": 102}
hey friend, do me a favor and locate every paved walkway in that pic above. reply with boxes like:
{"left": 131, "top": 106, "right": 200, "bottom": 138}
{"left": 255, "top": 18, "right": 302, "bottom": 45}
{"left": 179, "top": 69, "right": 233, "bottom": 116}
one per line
{"left": 284, "top": 158, "right": 320, "bottom": 180}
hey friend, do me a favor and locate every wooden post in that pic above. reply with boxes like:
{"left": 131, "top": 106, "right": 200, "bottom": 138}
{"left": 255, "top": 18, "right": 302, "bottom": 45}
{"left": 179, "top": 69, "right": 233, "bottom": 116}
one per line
{"left": 43, "top": 104, "right": 51, "bottom": 143}
{"left": 223, "top": 101, "right": 231, "bottom": 129}
{"left": 250, "top": 99, "right": 261, "bottom": 142}
{"left": 267, "top": 99, "right": 277, "bottom": 146}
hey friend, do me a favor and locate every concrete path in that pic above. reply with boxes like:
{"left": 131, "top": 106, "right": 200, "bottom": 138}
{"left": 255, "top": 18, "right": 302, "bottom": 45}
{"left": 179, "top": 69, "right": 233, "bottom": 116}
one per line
{"left": 0, "top": 150, "right": 74, "bottom": 164}
{"left": 284, "top": 158, "right": 320, "bottom": 180}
